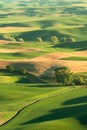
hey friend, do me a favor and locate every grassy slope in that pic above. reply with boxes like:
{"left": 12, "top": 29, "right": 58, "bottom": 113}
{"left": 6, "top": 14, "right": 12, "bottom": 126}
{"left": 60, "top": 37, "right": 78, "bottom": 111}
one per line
{"left": 0, "top": 1, "right": 86, "bottom": 60}
{"left": 61, "top": 56, "right": 87, "bottom": 61}
{"left": 0, "top": 16, "right": 87, "bottom": 42}
{"left": 0, "top": 40, "right": 87, "bottom": 60}
{"left": 0, "top": 76, "right": 19, "bottom": 83}
{"left": 0, "top": 1, "right": 87, "bottom": 130}
{"left": 0, "top": 0, "right": 87, "bottom": 43}
{"left": 0, "top": 71, "right": 22, "bottom": 83}
{"left": 1, "top": 87, "right": 87, "bottom": 130}
{"left": 0, "top": 51, "right": 47, "bottom": 60}
{"left": 0, "top": 84, "right": 69, "bottom": 124}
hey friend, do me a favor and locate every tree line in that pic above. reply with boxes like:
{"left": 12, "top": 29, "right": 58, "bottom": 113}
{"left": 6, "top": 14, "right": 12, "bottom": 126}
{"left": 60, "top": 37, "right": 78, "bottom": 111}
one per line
{"left": 37, "top": 36, "right": 76, "bottom": 44}
{"left": 6, "top": 65, "right": 87, "bottom": 86}
{"left": 2, "top": 33, "right": 76, "bottom": 44}
{"left": 55, "top": 66, "right": 87, "bottom": 86}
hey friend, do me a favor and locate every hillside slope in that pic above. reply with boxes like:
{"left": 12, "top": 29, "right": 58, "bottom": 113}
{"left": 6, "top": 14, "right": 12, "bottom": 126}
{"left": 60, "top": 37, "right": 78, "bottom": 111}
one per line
{"left": 0, "top": 87, "right": 87, "bottom": 130}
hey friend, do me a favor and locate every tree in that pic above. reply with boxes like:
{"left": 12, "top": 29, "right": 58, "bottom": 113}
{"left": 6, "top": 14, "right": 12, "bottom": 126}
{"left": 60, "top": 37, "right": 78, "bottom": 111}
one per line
{"left": 50, "top": 36, "right": 59, "bottom": 43}
{"left": 60, "top": 37, "right": 67, "bottom": 43}
{"left": 3, "top": 34, "right": 16, "bottom": 41}
{"left": 8, "top": 37, "right": 16, "bottom": 42}
{"left": 73, "top": 75, "right": 86, "bottom": 85}
{"left": 54, "top": 66, "right": 73, "bottom": 86}
{"left": 37, "top": 37, "right": 43, "bottom": 43}
{"left": 68, "top": 37, "right": 76, "bottom": 43}
{"left": 20, "top": 68, "right": 27, "bottom": 75}
{"left": 18, "top": 38, "right": 24, "bottom": 43}
{"left": 6, "top": 65, "right": 14, "bottom": 72}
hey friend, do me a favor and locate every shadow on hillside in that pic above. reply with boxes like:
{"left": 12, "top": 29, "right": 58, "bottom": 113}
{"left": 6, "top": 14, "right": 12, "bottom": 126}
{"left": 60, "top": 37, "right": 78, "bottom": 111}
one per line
{"left": 39, "top": 66, "right": 58, "bottom": 83}
{"left": 0, "top": 22, "right": 30, "bottom": 27}
{"left": 0, "top": 68, "right": 21, "bottom": 76}
{"left": 63, "top": 96, "right": 87, "bottom": 105}
{"left": 32, "top": 19, "right": 58, "bottom": 28}
{"left": 10, "top": 62, "right": 47, "bottom": 84}
{"left": 0, "top": 12, "right": 16, "bottom": 18}
{"left": 11, "top": 63, "right": 61, "bottom": 84}
{"left": 53, "top": 41, "right": 87, "bottom": 51}
{"left": 11, "top": 62, "right": 37, "bottom": 72}
{"left": 24, "top": 8, "right": 41, "bottom": 17}
{"left": 0, "top": 19, "right": 57, "bottom": 28}
{"left": 24, "top": 8, "right": 58, "bottom": 17}
{"left": 63, "top": 6, "right": 87, "bottom": 15}
{"left": 22, "top": 96, "right": 87, "bottom": 126}
{"left": 16, "top": 29, "right": 69, "bottom": 41}
{"left": 16, "top": 73, "right": 43, "bottom": 84}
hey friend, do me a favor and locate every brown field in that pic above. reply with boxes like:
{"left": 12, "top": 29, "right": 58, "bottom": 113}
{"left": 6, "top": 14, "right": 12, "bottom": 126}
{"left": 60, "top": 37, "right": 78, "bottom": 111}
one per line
{"left": 0, "top": 40, "right": 21, "bottom": 45}
{"left": 0, "top": 48, "right": 44, "bottom": 53}
{"left": 0, "top": 51, "right": 87, "bottom": 75}
{"left": 0, "top": 113, "right": 3, "bottom": 125}
{"left": 0, "top": 27, "right": 40, "bottom": 33}
{"left": 0, "top": 120, "right": 3, "bottom": 125}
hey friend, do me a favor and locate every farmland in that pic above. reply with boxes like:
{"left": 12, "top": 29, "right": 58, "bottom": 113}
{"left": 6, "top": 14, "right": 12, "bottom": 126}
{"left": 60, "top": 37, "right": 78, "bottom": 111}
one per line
{"left": 0, "top": 0, "right": 87, "bottom": 130}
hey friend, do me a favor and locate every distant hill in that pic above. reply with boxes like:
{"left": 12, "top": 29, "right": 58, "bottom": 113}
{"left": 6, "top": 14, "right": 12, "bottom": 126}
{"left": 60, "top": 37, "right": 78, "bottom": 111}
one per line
{"left": 0, "top": 0, "right": 86, "bottom": 6}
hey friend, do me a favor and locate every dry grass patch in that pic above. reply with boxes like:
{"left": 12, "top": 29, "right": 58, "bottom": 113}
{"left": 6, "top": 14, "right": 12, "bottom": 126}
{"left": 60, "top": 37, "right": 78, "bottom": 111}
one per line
{"left": 0, "top": 51, "right": 87, "bottom": 75}
{"left": 0, "top": 48, "right": 44, "bottom": 53}
{"left": 0, "top": 27, "right": 40, "bottom": 33}
{"left": 0, "top": 113, "right": 3, "bottom": 125}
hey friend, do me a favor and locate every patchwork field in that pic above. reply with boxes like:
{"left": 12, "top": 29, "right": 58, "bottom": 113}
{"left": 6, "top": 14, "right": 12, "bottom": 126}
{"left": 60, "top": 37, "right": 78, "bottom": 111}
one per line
{"left": 0, "top": 0, "right": 87, "bottom": 130}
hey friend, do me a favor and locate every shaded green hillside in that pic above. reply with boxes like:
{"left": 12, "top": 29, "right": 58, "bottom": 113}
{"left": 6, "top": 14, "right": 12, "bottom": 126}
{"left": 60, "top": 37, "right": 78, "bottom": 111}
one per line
{"left": 0, "top": 0, "right": 86, "bottom": 43}
{"left": 0, "top": 84, "right": 69, "bottom": 125}
{"left": 54, "top": 41, "right": 87, "bottom": 51}
{"left": 0, "top": 87, "right": 87, "bottom": 130}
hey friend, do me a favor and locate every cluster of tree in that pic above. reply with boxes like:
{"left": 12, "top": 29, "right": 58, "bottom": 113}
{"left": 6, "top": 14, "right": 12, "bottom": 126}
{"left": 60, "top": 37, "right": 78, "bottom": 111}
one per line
{"left": 54, "top": 66, "right": 87, "bottom": 86}
{"left": 6, "top": 65, "right": 40, "bottom": 83}
{"left": 6, "top": 65, "right": 27, "bottom": 75}
{"left": 37, "top": 36, "right": 76, "bottom": 44}
{"left": 60, "top": 37, "right": 76, "bottom": 43}
{"left": 2, "top": 33, "right": 75, "bottom": 44}
{"left": 3, "top": 34, "right": 24, "bottom": 43}
{"left": 3, "top": 34, "right": 16, "bottom": 41}
{"left": 6, "top": 65, "right": 87, "bottom": 86}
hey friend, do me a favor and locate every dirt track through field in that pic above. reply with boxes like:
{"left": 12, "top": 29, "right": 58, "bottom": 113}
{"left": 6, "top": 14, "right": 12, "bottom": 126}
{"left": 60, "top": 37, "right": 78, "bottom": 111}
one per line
{"left": 0, "top": 114, "right": 3, "bottom": 125}
{"left": 0, "top": 51, "right": 87, "bottom": 75}
{"left": 0, "top": 120, "right": 3, "bottom": 125}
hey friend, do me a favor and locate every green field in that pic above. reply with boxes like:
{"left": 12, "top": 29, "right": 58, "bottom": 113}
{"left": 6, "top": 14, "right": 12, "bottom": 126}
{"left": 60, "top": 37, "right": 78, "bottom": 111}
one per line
{"left": 61, "top": 56, "right": 87, "bottom": 61}
{"left": 0, "top": 85, "right": 87, "bottom": 130}
{"left": 0, "top": 0, "right": 87, "bottom": 44}
{"left": 0, "top": 0, "right": 87, "bottom": 130}
{"left": 0, "top": 51, "right": 47, "bottom": 60}
{"left": 0, "top": 40, "right": 87, "bottom": 60}
{"left": 0, "top": 83, "right": 73, "bottom": 125}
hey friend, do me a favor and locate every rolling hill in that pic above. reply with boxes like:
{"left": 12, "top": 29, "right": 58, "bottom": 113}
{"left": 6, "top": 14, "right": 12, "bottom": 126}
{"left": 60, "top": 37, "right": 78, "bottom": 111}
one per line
{"left": 0, "top": 0, "right": 87, "bottom": 130}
